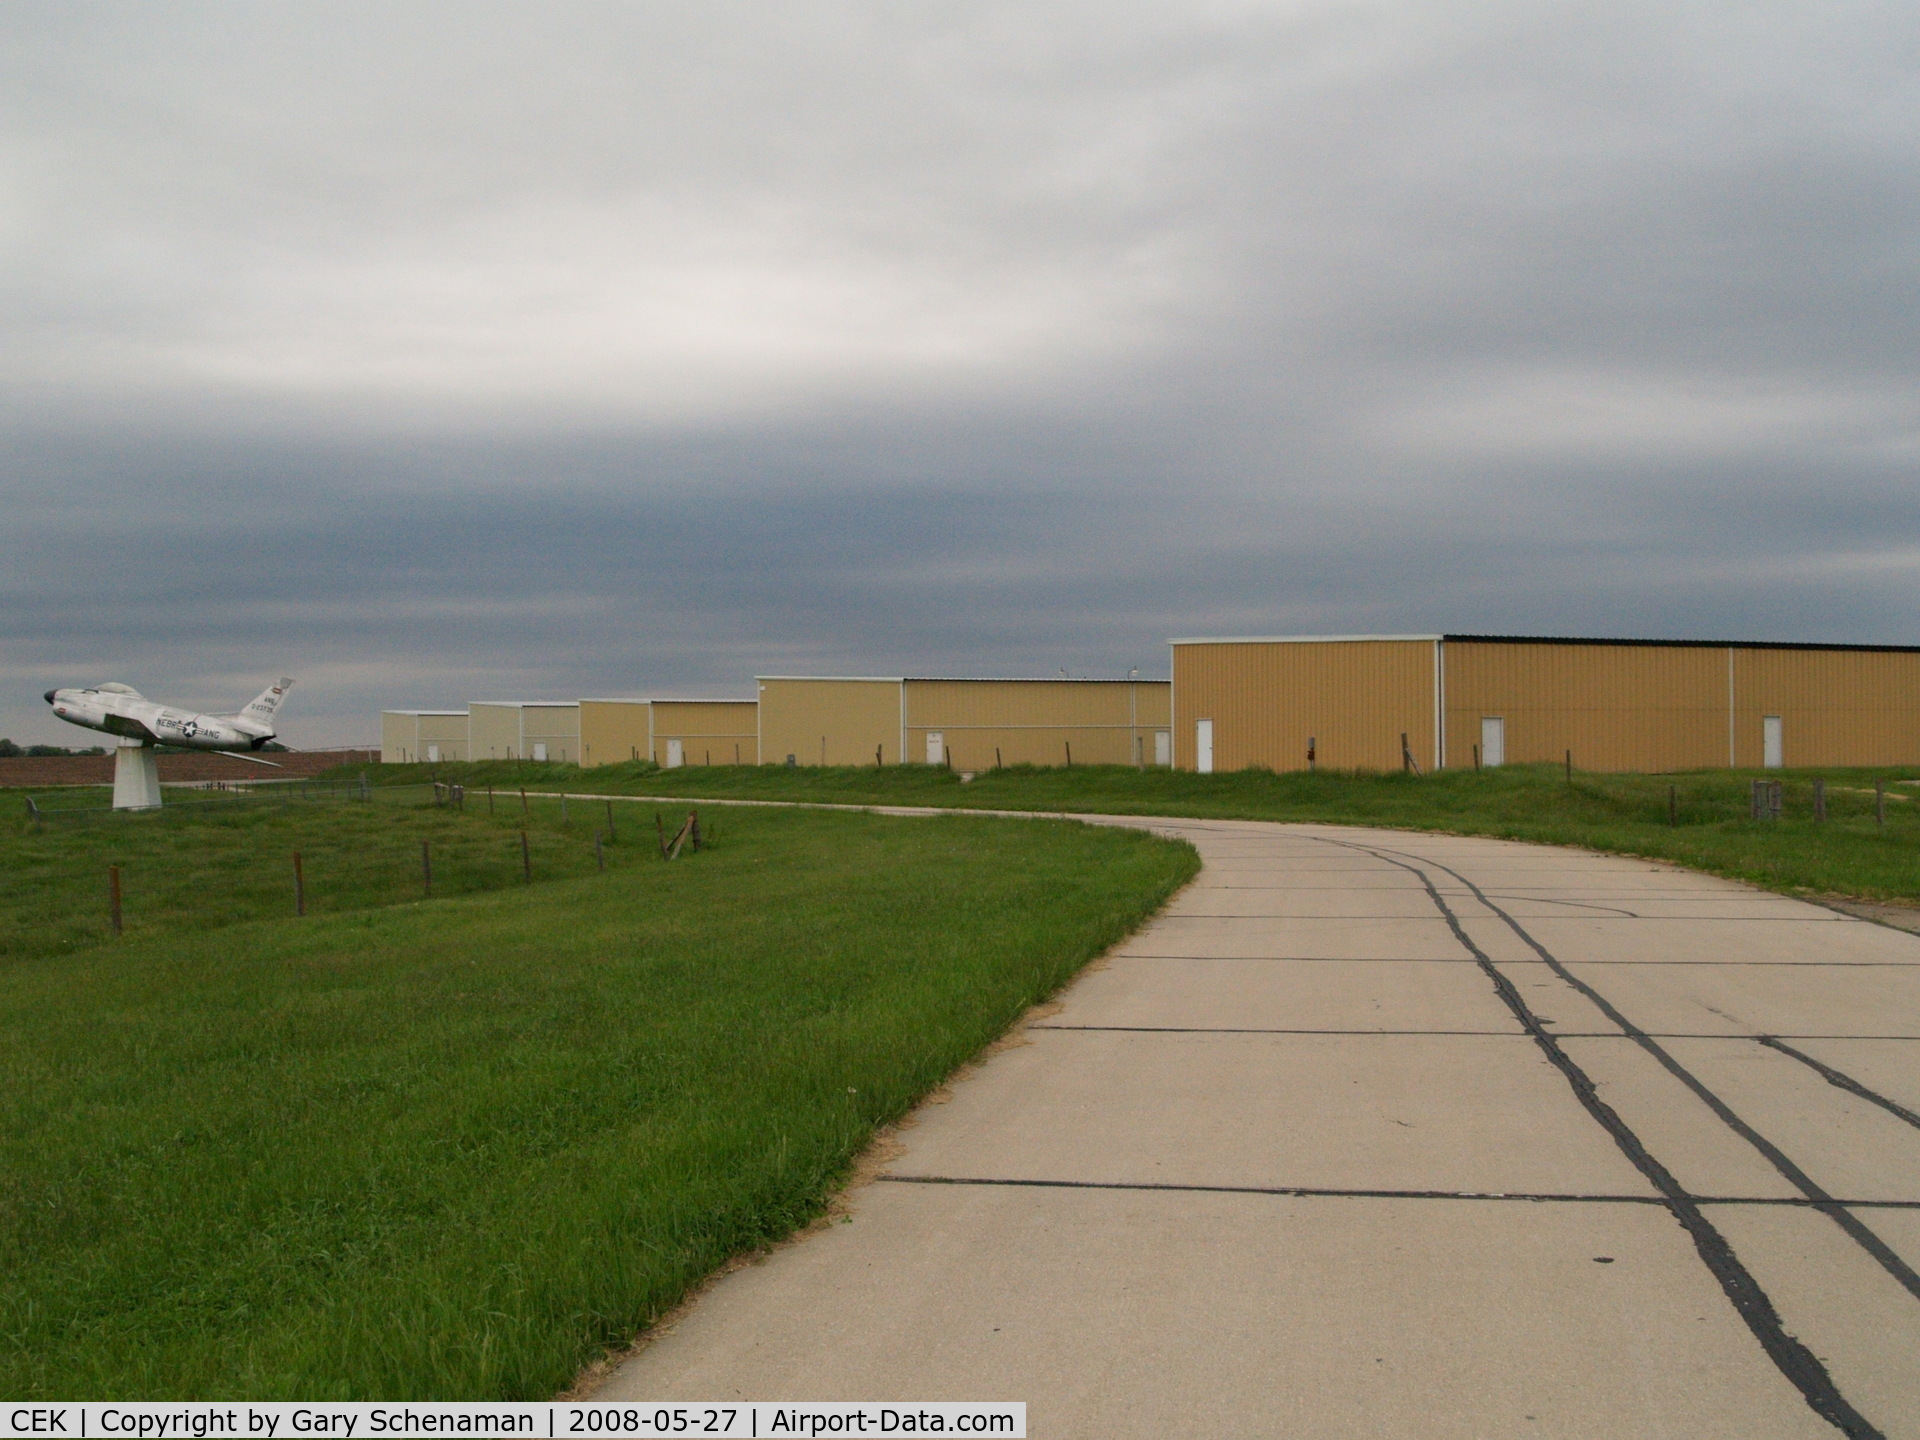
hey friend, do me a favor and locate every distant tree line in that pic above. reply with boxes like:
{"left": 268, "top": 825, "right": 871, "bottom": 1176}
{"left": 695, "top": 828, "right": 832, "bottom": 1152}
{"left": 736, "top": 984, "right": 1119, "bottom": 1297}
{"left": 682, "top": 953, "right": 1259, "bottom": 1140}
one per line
{"left": 0, "top": 739, "right": 108, "bottom": 757}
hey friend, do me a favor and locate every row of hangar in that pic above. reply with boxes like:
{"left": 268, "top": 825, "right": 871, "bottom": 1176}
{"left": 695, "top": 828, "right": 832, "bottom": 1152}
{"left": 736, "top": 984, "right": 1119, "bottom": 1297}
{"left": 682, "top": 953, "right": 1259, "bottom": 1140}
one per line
{"left": 381, "top": 635, "right": 1920, "bottom": 774}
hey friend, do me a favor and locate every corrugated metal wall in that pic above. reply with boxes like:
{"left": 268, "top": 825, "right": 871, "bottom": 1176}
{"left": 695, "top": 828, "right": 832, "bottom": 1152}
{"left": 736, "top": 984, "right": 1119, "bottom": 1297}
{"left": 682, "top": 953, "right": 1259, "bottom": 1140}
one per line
{"left": 1171, "top": 641, "right": 1434, "bottom": 771}
{"left": 1734, "top": 648, "right": 1920, "bottom": 767}
{"left": 417, "top": 713, "right": 469, "bottom": 762}
{"left": 467, "top": 704, "right": 524, "bottom": 761}
{"left": 650, "top": 700, "right": 759, "bottom": 765}
{"left": 380, "top": 712, "right": 415, "bottom": 764}
{"left": 580, "top": 700, "right": 651, "bottom": 767}
{"left": 757, "top": 679, "right": 902, "bottom": 765}
{"left": 902, "top": 680, "right": 1171, "bottom": 768}
{"left": 1445, "top": 642, "right": 1726, "bottom": 772}
{"left": 519, "top": 704, "right": 579, "bottom": 763}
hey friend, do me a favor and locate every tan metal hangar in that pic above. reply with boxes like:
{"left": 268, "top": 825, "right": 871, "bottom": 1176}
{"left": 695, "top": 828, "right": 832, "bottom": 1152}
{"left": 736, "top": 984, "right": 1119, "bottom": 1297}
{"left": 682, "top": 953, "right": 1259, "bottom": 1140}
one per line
{"left": 1170, "top": 634, "right": 1920, "bottom": 773}
{"left": 579, "top": 698, "right": 759, "bottom": 767}
{"left": 756, "top": 676, "right": 1172, "bottom": 769}
{"left": 467, "top": 701, "right": 581, "bottom": 763}
{"left": 380, "top": 709, "right": 469, "bottom": 764}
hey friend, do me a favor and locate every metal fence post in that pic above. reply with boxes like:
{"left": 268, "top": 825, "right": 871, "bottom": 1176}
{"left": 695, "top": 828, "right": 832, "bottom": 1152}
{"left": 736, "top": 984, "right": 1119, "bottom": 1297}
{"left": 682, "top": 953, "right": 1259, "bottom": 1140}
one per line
{"left": 108, "top": 864, "right": 123, "bottom": 935}
{"left": 521, "top": 829, "right": 531, "bottom": 881}
{"left": 293, "top": 851, "right": 305, "bottom": 916}
{"left": 1669, "top": 784, "right": 1677, "bottom": 826}
{"left": 422, "top": 839, "right": 432, "bottom": 897}
{"left": 1877, "top": 780, "right": 1886, "bottom": 830}
{"left": 1813, "top": 778, "right": 1826, "bottom": 823}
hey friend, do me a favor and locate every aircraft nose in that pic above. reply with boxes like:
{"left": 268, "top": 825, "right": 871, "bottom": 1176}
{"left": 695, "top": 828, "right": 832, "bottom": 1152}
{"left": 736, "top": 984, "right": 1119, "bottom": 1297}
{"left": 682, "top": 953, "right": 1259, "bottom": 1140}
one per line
{"left": 43, "top": 690, "right": 57, "bottom": 704}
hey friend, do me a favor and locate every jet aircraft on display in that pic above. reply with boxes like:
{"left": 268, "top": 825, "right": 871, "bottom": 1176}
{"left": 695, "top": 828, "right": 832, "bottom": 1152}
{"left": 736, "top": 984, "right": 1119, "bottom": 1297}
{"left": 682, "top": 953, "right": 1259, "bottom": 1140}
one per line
{"left": 45, "top": 678, "right": 296, "bottom": 766}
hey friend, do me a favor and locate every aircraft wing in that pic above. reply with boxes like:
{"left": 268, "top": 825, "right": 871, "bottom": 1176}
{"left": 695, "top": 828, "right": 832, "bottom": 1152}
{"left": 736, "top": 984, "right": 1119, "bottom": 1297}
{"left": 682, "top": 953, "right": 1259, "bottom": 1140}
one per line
{"left": 156, "top": 746, "right": 284, "bottom": 768}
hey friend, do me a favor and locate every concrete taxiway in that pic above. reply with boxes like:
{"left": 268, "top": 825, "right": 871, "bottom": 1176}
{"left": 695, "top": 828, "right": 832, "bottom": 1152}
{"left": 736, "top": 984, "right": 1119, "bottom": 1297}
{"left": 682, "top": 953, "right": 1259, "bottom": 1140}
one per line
{"left": 595, "top": 819, "right": 1920, "bottom": 1439}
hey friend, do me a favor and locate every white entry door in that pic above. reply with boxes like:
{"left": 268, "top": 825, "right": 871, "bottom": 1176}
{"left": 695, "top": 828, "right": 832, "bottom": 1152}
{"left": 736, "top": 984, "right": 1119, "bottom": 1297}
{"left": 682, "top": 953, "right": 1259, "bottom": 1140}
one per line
{"left": 1763, "top": 716, "right": 1783, "bottom": 769}
{"left": 665, "top": 738, "right": 684, "bottom": 769}
{"left": 532, "top": 742, "right": 548, "bottom": 763}
{"left": 926, "top": 731, "right": 944, "bottom": 765}
{"left": 1154, "top": 731, "right": 1171, "bottom": 766}
{"left": 1196, "top": 719, "right": 1214, "bottom": 774}
{"left": 426, "top": 744, "right": 440, "bottom": 763}
{"left": 1480, "top": 717, "right": 1504, "bottom": 768}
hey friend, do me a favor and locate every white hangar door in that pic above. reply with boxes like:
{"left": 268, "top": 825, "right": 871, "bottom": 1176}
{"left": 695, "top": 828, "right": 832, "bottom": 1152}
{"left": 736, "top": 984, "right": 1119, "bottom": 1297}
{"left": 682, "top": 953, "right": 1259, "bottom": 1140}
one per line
{"left": 1196, "top": 719, "right": 1214, "bottom": 774}
{"left": 1480, "top": 717, "right": 1505, "bottom": 768}
{"left": 926, "top": 731, "right": 944, "bottom": 765}
{"left": 666, "top": 738, "right": 684, "bottom": 769}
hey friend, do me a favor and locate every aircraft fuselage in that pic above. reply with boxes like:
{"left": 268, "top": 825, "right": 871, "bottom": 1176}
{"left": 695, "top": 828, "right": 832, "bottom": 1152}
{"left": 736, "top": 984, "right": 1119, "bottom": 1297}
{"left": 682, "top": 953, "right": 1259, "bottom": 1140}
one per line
{"left": 45, "top": 683, "right": 281, "bottom": 752}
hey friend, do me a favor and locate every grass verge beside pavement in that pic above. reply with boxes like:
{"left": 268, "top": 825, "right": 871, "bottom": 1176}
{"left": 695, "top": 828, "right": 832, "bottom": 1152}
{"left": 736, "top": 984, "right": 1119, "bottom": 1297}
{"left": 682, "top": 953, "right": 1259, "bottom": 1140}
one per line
{"left": 0, "top": 804, "right": 1197, "bottom": 1398}
{"left": 362, "top": 757, "right": 1920, "bottom": 904}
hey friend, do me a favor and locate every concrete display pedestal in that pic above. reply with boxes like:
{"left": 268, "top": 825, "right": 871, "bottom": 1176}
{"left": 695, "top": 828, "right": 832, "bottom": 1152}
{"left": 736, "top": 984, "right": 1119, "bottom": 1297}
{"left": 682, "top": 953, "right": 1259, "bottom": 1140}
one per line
{"left": 113, "top": 740, "right": 163, "bottom": 810}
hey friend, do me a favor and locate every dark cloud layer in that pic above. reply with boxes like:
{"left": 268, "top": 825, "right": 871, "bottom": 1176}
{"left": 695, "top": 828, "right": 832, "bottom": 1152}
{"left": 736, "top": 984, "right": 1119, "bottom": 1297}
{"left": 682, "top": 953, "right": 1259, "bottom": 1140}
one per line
{"left": 4, "top": 3, "right": 1918, "bottom": 745}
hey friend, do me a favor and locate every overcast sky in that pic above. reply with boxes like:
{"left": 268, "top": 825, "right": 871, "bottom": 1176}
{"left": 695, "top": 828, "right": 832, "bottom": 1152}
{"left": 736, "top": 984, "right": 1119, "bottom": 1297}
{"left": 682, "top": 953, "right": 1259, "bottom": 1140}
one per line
{"left": 4, "top": 2, "right": 1917, "bottom": 746}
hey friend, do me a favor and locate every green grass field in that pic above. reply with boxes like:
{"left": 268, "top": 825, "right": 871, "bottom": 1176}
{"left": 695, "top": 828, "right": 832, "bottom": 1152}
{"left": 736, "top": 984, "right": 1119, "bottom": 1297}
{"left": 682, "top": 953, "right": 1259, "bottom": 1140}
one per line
{"left": 0, "top": 799, "right": 1197, "bottom": 1398}
{"left": 1, "top": 785, "right": 658, "bottom": 962}
{"left": 360, "top": 757, "right": 1920, "bottom": 903}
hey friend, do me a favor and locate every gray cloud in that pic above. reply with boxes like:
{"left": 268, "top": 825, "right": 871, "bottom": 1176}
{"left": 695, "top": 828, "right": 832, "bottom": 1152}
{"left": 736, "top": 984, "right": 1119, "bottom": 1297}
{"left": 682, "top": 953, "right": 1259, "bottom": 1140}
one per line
{"left": 4, "top": 1, "right": 1918, "bottom": 745}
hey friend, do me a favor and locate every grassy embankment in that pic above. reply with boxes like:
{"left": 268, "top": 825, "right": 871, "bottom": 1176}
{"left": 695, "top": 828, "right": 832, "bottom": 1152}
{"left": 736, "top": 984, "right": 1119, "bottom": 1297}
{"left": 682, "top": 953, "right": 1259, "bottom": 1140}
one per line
{"left": 1, "top": 784, "right": 643, "bottom": 961}
{"left": 0, "top": 796, "right": 1197, "bottom": 1398}
{"left": 363, "top": 757, "right": 1920, "bottom": 902}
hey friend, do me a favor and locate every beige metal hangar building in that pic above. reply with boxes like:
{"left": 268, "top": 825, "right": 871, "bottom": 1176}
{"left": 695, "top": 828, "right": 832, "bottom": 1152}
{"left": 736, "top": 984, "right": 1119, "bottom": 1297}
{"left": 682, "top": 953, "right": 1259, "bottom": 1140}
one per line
{"left": 467, "top": 701, "right": 581, "bottom": 763}
{"left": 757, "top": 676, "right": 1172, "bottom": 769}
{"left": 579, "top": 698, "right": 759, "bottom": 767}
{"left": 380, "top": 710, "right": 469, "bottom": 764}
{"left": 1170, "top": 634, "right": 1920, "bottom": 774}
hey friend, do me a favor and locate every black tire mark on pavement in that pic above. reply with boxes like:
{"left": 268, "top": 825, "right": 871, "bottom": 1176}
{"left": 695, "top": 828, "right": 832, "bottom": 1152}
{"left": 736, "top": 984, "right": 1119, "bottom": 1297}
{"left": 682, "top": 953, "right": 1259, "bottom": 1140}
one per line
{"left": 1311, "top": 836, "right": 1884, "bottom": 1440}
{"left": 1757, "top": 1036, "right": 1920, "bottom": 1132}
{"left": 1350, "top": 838, "right": 1920, "bottom": 1307}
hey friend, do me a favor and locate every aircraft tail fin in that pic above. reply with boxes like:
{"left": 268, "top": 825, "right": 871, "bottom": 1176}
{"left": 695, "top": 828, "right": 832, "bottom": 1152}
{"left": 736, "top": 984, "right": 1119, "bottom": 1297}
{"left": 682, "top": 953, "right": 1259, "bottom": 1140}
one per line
{"left": 236, "top": 678, "right": 295, "bottom": 730}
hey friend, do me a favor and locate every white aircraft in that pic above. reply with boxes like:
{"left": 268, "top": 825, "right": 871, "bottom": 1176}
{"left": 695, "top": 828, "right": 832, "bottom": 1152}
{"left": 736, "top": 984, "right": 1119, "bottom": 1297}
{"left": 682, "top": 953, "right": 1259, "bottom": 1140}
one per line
{"left": 44, "top": 679, "right": 295, "bottom": 766}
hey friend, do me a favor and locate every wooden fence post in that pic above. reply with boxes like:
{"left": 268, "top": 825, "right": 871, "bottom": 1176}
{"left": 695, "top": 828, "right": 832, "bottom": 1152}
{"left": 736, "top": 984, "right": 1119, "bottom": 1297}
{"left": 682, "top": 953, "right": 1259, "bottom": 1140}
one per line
{"left": 595, "top": 836, "right": 605, "bottom": 872}
{"left": 1877, "top": 780, "right": 1886, "bottom": 830}
{"left": 1812, "top": 778, "right": 1826, "bottom": 823}
{"left": 521, "top": 829, "right": 532, "bottom": 881}
{"left": 293, "top": 851, "right": 306, "bottom": 916}
{"left": 520, "top": 788, "right": 528, "bottom": 814}
{"left": 1669, "top": 785, "right": 1678, "bottom": 826}
{"left": 605, "top": 799, "right": 616, "bottom": 839}
{"left": 108, "top": 864, "right": 123, "bottom": 935}
{"left": 1065, "top": 741, "right": 1073, "bottom": 768}
{"left": 422, "top": 839, "right": 433, "bottom": 896}
{"left": 1565, "top": 750, "right": 1572, "bottom": 783}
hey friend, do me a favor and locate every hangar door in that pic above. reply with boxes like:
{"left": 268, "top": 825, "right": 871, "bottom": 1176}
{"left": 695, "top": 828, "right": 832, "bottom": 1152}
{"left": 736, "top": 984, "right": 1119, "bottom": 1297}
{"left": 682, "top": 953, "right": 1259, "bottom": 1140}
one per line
{"left": 1480, "top": 717, "right": 1505, "bottom": 768}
